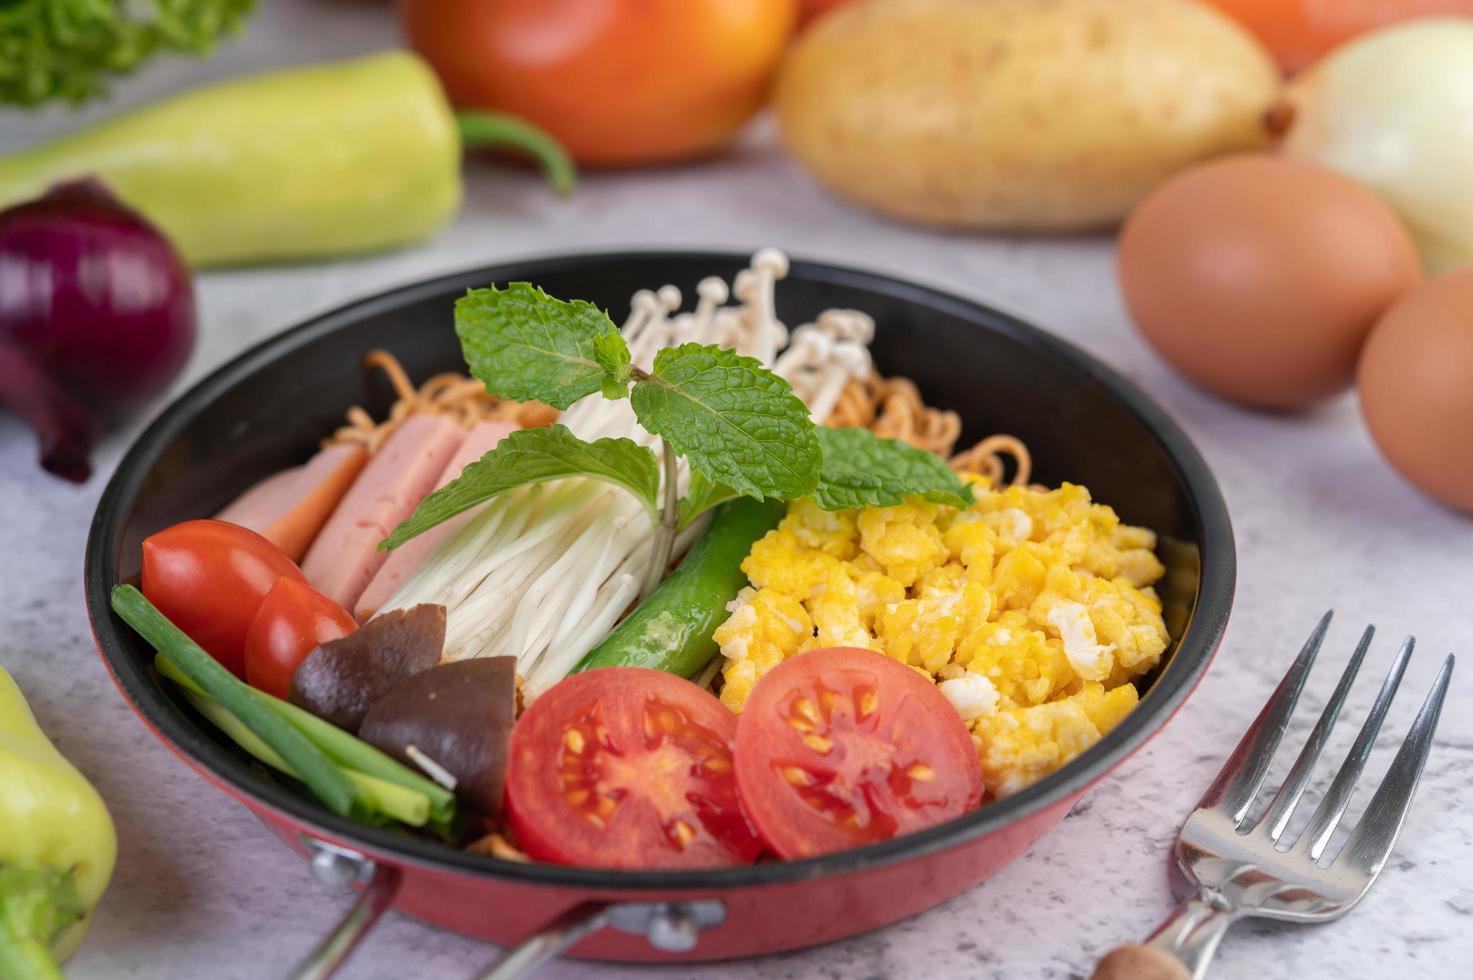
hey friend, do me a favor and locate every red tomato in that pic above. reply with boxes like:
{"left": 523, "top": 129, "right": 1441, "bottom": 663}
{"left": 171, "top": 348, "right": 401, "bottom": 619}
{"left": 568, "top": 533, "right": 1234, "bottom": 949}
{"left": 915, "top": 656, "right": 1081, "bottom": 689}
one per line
{"left": 1203, "top": 0, "right": 1473, "bottom": 73}
{"left": 140, "top": 519, "right": 307, "bottom": 679}
{"left": 398, "top": 0, "right": 797, "bottom": 166}
{"left": 734, "top": 647, "right": 981, "bottom": 859}
{"left": 243, "top": 578, "right": 356, "bottom": 699}
{"left": 504, "top": 668, "right": 762, "bottom": 868}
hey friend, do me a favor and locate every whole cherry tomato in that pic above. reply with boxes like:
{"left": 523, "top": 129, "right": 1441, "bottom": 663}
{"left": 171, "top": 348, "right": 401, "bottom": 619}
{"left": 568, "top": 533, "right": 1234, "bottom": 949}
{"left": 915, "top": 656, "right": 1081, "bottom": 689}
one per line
{"left": 243, "top": 578, "right": 356, "bottom": 699}
{"left": 140, "top": 519, "right": 307, "bottom": 679}
{"left": 399, "top": 0, "right": 797, "bottom": 166}
{"left": 1202, "top": 0, "right": 1473, "bottom": 73}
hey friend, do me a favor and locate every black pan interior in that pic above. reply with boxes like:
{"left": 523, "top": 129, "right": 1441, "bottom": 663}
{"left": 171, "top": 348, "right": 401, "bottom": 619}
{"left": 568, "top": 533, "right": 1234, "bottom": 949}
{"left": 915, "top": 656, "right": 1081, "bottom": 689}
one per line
{"left": 85, "top": 251, "right": 1234, "bottom": 889}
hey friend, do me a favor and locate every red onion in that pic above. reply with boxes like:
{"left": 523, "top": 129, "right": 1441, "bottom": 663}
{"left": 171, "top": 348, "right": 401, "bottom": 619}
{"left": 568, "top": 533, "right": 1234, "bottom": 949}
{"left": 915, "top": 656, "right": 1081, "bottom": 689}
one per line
{"left": 0, "top": 178, "right": 195, "bottom": 482}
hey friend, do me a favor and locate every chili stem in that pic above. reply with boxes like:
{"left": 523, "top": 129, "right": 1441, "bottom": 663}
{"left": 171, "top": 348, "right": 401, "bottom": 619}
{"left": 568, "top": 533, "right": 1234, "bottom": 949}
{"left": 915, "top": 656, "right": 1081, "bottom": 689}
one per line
{"left": 456, "top": 111, "right": 577, "bottom": 196}
{"left": 641, "top": 437, "right": 680, "bottom": 600}
{"left": 0, "top": 934, "right": 62, "bottom": 980}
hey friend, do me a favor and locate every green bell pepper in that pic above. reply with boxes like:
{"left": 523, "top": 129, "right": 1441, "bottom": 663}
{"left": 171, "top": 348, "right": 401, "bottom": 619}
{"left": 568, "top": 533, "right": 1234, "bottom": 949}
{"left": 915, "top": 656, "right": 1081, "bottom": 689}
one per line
{"left": 0, "top": 664, "right": 116, "bottom": 979}
{"left": 0, "top": 51, "right": 574, "bottom": 267}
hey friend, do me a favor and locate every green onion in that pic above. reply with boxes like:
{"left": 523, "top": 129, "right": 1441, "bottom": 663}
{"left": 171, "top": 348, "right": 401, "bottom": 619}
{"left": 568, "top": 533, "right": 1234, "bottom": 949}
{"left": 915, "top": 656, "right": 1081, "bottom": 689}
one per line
{"left": 155, "top": 654, "right": 456, "bottom": 833}
{"left": 174, "top": 683, "right": 429, "bottom": 827}
{"left": 110, "top": 585, "right": 359, "bottom": 818}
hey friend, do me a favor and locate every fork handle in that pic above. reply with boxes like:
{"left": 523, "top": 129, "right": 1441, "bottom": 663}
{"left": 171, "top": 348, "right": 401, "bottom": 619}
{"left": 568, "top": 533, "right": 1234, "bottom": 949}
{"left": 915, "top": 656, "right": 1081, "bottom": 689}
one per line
{"left": 1090, "top": 945, "right": 1190, "bottom": 980}
{"left": 1091, "top": 897, "right": 1237, "bottom": 980}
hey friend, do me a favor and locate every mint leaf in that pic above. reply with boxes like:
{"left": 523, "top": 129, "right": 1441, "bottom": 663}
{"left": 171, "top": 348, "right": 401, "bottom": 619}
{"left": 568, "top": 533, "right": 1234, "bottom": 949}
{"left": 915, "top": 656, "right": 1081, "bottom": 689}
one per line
{"left": 678, "top": 471, "right": 740, "bottom": 529}
{"left": 593, "top": 331, "right": 633, "bottom": 400}
{"left": 631, "top": 343, "right": 820, "bottom": 501}
{"left": 455, "top": 283, "right": 621, "bottom": 410}
{"left": 812, "top": 427, "right": 974, "bottom": 511}
{"left": 380, "top": 425, "right": 660, "bottom": 550}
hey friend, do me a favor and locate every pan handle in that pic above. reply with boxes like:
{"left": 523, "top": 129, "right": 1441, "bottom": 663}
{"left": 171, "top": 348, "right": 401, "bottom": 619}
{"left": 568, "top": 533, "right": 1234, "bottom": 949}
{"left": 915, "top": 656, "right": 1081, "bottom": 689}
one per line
{"left": 286, "top": 839, "right": 402, "bottom": 980}
{"left": 471, "top": 899, "right": 727, "bottom": 980}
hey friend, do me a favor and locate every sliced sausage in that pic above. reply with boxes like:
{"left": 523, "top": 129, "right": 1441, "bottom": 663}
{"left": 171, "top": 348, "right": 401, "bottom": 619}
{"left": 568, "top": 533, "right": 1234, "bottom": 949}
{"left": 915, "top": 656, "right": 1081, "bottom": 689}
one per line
{"left": 215, "top": 442, "right": 368, "bottom": 561}
{"left": 301, "top": 414, "right": 466, "bottom": 609}
{"left": 354, "top": 419, "right": 518, "bottom": 622}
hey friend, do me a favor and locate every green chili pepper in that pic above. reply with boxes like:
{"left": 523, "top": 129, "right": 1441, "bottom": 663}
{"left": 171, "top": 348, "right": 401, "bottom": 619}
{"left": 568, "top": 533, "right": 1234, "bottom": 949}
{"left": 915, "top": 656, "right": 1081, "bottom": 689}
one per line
{"left": 573, "top": 497, "right": 785, "bottom": 678}
{"left": 0, "top": 52, "right": 575, "bottom": 267}
{"left": 1, "top": 663, "right": 115, "bottom": 978}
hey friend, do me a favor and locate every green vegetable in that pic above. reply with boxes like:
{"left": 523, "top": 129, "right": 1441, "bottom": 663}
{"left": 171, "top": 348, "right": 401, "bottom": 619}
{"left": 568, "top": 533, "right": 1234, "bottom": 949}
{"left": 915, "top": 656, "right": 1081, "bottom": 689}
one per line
{"left": 0, "top": 864, "right": 81, "bottom": 980}
{"left": 1, "top": 664, "right": 115, "bottom": 976}
{"left": 382, "top": 425, "right": 660, "bottom": 550}
{"left": 0, "top": 52, "right": 575, "bottom": 266}
{"left": 110, "top": 584, "right": 360, "bottom": 818}
{"left": 814, "top": 427, "right": 974, "bottom": 510}
{"left": 169, "top": 678, "right": 429, "bottom": 828}
{"left": 630, "top": 342, "right": 821, "bottom": 502}
{"left": 152, "top": 654, "right": 457, "bottom": 835}
{"left": 0, "top": 0, "right": 256, "bottom": 108}
{"left": 678, "top": 472, "right": 739, "bottom": 529}
{"left": 573, "top": 497, "right": 784, "bottom": 677}
{"left": 456, "top": 284, "right": 620, "bottom": 410}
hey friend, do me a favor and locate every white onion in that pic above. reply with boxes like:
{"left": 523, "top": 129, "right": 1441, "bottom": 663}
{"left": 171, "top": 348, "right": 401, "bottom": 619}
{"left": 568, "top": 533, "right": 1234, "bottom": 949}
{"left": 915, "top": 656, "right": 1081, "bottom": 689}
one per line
{"left": 1280, "top": 18, "right": 1473, "bottom": 275}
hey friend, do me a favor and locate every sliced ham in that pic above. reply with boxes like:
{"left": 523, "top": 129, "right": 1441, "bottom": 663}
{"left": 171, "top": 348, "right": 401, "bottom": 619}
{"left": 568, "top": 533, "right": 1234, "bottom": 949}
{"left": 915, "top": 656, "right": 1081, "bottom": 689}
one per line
{"left": 215, "top": 442, "right": 368, "bottom": 561}
{"left": 301, "top": 414, "right": 466, "bottom": 610}
{"left": 354, "top": 419, "right": 519, "bottom": 622}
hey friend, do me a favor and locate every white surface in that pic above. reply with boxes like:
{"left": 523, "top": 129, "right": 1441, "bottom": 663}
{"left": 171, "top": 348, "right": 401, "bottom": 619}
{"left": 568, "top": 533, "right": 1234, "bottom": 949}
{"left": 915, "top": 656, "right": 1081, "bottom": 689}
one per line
{"left": 2, "top": 4, "right": 1469, "bottom": 978}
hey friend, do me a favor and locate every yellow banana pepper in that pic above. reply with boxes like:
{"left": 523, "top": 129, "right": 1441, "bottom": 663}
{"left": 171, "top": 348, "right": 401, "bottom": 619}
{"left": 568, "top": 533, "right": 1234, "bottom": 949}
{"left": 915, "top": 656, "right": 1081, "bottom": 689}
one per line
{"left": 0, "top": 664, "right": 115, "bottom": 978}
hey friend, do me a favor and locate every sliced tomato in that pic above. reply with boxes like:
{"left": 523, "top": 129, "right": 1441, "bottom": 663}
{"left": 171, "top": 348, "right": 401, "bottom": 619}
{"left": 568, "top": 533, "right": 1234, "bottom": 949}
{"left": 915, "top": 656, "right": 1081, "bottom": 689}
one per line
{"left": 243, "top": 578, "right": 356, "bottom": 699}
{"left": 504, "top": 668, "right": 761, "bottom": 869}
{"left": 141, "top": 519, "right": 308, "bottom": 678}
{"left": 734, "top": 647, "right": 982, "bottom": 859}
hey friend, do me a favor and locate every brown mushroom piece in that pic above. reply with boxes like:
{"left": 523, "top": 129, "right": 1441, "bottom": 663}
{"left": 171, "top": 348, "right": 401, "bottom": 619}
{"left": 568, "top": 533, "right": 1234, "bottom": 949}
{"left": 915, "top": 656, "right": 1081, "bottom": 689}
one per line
{"left": 358, "top": 657, "right": 518, "bottom": 817}
{"left": 288, "top": 604, "right": 445, "bottom": 731}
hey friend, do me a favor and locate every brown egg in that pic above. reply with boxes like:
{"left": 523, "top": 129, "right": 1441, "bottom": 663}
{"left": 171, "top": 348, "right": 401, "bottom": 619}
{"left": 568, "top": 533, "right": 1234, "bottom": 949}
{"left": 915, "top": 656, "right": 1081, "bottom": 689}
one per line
{"left": 1358, "top": 270, "right": 1473, "bottom": 513}
{"left": 1118, "top": 154, "right": 1421, "bottom": 410}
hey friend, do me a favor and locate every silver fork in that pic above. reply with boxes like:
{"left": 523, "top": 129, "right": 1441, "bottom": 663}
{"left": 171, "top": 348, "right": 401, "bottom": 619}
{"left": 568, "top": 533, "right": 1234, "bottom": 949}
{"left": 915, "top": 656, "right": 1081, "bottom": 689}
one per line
{"left": 1091, "top": 612, "right": 1456, "bottom": 980}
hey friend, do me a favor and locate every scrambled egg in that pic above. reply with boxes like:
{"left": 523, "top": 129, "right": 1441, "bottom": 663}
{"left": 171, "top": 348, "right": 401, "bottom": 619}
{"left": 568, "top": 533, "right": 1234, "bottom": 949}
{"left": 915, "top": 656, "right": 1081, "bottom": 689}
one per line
{"left": 715, "top": 481, "right": 1169, "bottom": 797}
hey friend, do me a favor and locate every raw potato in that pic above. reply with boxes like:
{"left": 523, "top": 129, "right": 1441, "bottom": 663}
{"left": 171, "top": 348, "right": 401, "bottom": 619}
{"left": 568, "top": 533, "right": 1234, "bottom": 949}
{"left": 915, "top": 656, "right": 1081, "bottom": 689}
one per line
{"left": 776, "top": 0, "right": 1281, "bottom": 230}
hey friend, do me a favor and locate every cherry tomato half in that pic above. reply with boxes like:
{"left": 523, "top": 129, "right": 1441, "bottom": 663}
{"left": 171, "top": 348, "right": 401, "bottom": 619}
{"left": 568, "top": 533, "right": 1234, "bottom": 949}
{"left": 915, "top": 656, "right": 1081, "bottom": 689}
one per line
{"left": 140, "top": 519, "right": 307, "bottom": 679}
{"left": 504, "top": 668, "right": 762, "bottom": 869}
{"left": 1203, "top": 0, "right": 1473, "bottom": 73}
{"left": 399, "top": 0, "right": 797, "bottom": 166}
{"left": 243, "top": 578, "right": 356, "bottom": 700}
{"left": 734, "top": 647, "right": 982, "bottom": 860}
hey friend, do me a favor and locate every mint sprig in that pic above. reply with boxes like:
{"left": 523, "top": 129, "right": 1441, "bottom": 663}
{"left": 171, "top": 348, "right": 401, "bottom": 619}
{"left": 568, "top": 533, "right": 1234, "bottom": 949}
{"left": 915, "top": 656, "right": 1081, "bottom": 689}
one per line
{"left": 456, "top": 283, "right": 622, "bottom": 410}
{"left": 812, "top": 427, "right": 974, "bottom": 511}
{"left": 381, "top": 425, "right": 660, "bottom": 551}
{"left": 678, "top": 472, "right": 739, "bottom": 529}
{"left": 385, "top": 284, "right": 974, "bottom": 598}
{"left": 630, "top": 343, "right": 821, "bottom": 502}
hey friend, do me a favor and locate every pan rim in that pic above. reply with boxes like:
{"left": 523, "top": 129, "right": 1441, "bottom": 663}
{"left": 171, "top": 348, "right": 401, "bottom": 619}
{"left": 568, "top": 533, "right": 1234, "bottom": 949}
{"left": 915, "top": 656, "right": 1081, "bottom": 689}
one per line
{"left": 84, "top": 248, "right": 1235, "bottom": 890}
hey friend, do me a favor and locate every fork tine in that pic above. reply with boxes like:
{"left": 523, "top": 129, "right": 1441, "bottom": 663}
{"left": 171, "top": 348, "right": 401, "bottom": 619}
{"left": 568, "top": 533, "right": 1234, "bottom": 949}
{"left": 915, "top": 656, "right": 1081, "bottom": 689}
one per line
{"left": 1335, "top": 654, "right": 1455, "bottom": 875}
{"left": 1296, "top": 635, "right": 1414, "bottom": 860}
{"left": 1200, "top": 611, "right": 1332, "bottom": 824}
{"left": 1258, "top": 625, "right": 1375, "bottom": 840}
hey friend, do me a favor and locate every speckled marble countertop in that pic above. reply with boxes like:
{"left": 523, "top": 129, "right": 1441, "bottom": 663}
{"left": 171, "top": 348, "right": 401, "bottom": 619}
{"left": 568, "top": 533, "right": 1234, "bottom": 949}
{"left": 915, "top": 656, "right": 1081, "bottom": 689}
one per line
{"left": 2, "top": 4, "right": 1470, "bottom": 978}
